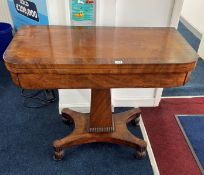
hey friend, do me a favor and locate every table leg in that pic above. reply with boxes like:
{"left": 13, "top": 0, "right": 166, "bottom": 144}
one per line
{"left": 53, "top": 89, "right": 147, "bottom": 160}
{"left": 89, "top": 89, "right": 113, "bottom": 132}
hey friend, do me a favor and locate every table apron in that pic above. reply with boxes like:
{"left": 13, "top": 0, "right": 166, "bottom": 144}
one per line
{"left": 11, "top": 72, "right": 189, "bottom": 89}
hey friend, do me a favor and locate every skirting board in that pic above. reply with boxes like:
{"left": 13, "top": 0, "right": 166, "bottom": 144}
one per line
{"left": 140, "top": 117, "right": 160, "bottom": 175}
{"left": 180, "top": 16, "right": 202, "bottom": 40}
{"left": 59, "top": 103, "right": 114, "bottom": 114}
{"left": 198, "top": 36, "right": 204, "bottom": 60}
{"left": 59, "top": 97, "right": 159, "bottom": 114}
{"left": 112, "top": 97, "right": 159, "bottom": 107}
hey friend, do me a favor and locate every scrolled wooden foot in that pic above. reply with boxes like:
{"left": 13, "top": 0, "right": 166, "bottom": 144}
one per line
{"left": 52, "top": 107, "right": 147, "bottom": 160}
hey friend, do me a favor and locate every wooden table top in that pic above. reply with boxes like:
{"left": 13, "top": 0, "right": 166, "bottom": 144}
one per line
{"left": 4, "top": 26, "right": 198, "bottom": 74}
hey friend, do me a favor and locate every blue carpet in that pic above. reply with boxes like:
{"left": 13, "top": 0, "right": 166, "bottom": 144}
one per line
{"left": 177, "top": 22, "right": 200, "bottom": 51}
{"left": 177, "top": 115, "right": 204, "bottom": 174}
{"left": 0, "top": 60, "right": 153, "bottom": 175}
{"left": 162, "top": 22, "right": 203, "bottom": 96}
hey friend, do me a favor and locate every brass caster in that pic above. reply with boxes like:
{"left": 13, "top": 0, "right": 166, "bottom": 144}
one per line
{"left": 131, "top": 113, "right": 140, "bottom": 126}
{"left": 134, "top": 150, "right": 146, "bottom": 160}
{"left": 53, "top": 150, "right": 64, "bottom": 161}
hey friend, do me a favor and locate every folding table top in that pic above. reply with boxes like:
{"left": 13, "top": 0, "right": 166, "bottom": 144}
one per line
{"left": 4, "top": 26, "right": 198, "bottom": 74}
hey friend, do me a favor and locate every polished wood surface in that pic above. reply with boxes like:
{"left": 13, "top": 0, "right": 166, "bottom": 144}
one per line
{"left": 54, "top": 107, "right": 146, "bottom": 160}
{"left": 5, "top": 26, "right": 197, "bottom": 72}
{"left": 4, "top": 26, "right": 198, "bottom": 160}
{"left": 4, "top": 26, "right": 198, "bottom": 89}
{"left": 16, "top": 72, "right": 188, "bottom": 89}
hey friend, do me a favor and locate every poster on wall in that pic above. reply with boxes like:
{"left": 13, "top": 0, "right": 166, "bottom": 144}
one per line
{"left": 71, "top": 0, "right": 95, "bottom": 26}
{"left": 7, "top": 0, "right": 49, "bottom": 30}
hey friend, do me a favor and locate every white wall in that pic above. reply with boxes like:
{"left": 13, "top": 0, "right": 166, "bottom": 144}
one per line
{"left": 46, "top": 0, "right": 69, "bottom": 25}
{"left": 181, "top": 0, "right": 204, "bottom": 59}
{"left": 96, "top": 0, "right": 174, "bottom": 27}
{"left": 198, "top": 35, "right": 204, "bottom": 59}
{"left": 0, "top": 1, "right": 13, "bottom": 25}
{"left": 47, "top": 0, "right": 183, "bottom": 28}
{"left": 181, "top": 0, "right": 204, "bottom": 34}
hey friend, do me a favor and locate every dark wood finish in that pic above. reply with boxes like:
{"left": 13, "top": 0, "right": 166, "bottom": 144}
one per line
{"left": 89, "top": 89, "right": 113, "bottom": 132}
{"left": 4, "top": 26, "right": 198, "bottom": 90}
{"left": 5, "top": 26, "right": 197, "bottom": 70}
{"left": 15, "top": 73, "right": 187, "bottom": 89}
{"left": 3, "top": 26, "right": 198, "bottom": 160}
{"left": 53, "top": 107, "right": 146, "bottom": 160}
{"left": 6, "top": 63, "right": 195, "bottom": 74}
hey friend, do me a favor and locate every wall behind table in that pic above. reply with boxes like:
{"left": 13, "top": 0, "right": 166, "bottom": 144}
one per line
{"left": 180, "top": 0, "right": 204, "bottom": 59}
{"left": 46, "top": 0, "right": 68, "bottom": 25}
{"left": 181, "top": 0, "right": 204, "bottom": 37}
{"left": 0, "top": 1, "right": 13, "bottom": 25}
{"left": 0, "top": 0, "right": 67, "bottom": 26}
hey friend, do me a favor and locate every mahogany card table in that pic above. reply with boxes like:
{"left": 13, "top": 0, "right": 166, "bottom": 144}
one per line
{"left": 4, "top": 26, "right": 198, "bottom": 160}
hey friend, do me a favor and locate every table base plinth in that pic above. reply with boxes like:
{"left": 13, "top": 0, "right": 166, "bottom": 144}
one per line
{"left": 53, "top": 108, "right": 147, "bottom": 160}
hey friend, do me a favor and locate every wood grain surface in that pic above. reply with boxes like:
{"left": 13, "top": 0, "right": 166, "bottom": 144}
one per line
{"left": 4, "top": 26, "right": 198, "bottom": 73}
{"left": 3, "top": 26, "right": 198, "bottom": 89}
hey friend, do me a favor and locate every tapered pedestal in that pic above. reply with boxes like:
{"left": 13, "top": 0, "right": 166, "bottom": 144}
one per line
{"left": 53, "top": 89, "right": 147, "bottom": 160}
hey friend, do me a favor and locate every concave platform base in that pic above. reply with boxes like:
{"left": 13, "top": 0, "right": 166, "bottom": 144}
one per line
{"left": 53, "top": 107, "right": 147, "bottom": 160}
{"left": 53, "top": 89, "right": 147, "bottom": 160}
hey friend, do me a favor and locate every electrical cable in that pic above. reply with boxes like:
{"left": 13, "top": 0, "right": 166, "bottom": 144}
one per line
{"left": 21, "top": 89, "right": 57, "bottom": 108}
{"left": 20, "top": 89, "right": 204, "bottom": 108}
